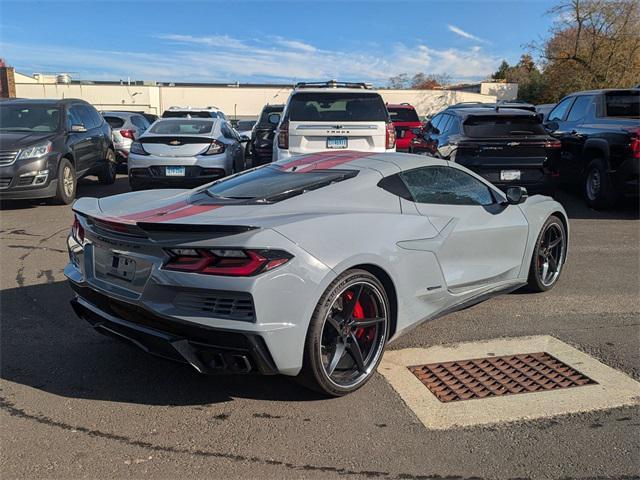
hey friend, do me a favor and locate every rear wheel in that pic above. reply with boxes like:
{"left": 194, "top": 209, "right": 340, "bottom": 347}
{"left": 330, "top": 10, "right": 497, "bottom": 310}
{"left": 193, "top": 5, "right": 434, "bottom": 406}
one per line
{"left": 297, "top": 269, "right": 390, "bottom": 396}
{"left": 53, "top": 158, "right": 76, "bottom": 205}
{"left": 526, "top": 215, "right": 566, "bottom": 292}
{"left": 98, "top": 149, "right": 117, "bottom": 185}
{"left": 584, "top": 158, "right": 618, "bottom": 209}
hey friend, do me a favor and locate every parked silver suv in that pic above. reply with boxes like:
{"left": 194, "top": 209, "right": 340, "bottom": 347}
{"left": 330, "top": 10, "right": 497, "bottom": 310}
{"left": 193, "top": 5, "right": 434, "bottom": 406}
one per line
{"left": 101, "top": 111, "right": 151, "bottom": 164}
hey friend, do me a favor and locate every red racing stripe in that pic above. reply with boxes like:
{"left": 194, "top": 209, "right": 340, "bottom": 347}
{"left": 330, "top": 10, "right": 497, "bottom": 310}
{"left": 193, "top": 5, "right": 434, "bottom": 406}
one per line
{"left": 296, "top": 151, "right": 371, "bottom": 172}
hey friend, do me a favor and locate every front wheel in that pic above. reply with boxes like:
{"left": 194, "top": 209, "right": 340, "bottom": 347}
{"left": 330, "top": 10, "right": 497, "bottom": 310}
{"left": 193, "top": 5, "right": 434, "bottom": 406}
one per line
{"left": 526, "top": 215, "right": 567, "bottom": 292}
{"left": 98, "top": 149, "right": 117, "bottom": 185}
{"left": 53, "top": 158, "right": 76, "bottom": 205}
{"left": 297, "top": 269, "right": 390, "bottom": 396}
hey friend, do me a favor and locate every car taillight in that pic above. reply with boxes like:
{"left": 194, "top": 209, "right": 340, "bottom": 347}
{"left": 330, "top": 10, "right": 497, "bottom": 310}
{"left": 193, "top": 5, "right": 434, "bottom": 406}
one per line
{"left": 120, "top": 129, "right": 136, "bottom": 139}
{"left": 385, "top": 122, "right": 396, "bottom": 149}
{"left": 164, "top": 248, "right": 292, "bottom": 276}
{"left": 277, "top": 120, "right": 289, "bottom": 149}
{"left": 629, "top": 128, "right": 640, "bottom": 159}
{"left": 204, "top": 139, "right": 225, "bottom": 155}
{"left": 71, "top": 215, "right": 85, "bottom": 243}
{"left": 544, "top": 139, "right": 562, "bottom": 149}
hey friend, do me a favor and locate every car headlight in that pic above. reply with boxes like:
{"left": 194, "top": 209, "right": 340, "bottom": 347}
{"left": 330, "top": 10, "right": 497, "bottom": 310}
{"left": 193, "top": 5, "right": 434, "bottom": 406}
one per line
{"left": 130, "top": 141, "right": 148, "bottom": 155}
{"left": 18, "top": 141, "right": 52, "bottom": 160}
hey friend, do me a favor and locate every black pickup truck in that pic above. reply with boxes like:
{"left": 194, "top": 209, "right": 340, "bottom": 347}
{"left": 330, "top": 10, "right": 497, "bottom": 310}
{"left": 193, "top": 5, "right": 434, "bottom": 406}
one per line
{"left": 544, "top": 89, "right": 639, "bottom": 209}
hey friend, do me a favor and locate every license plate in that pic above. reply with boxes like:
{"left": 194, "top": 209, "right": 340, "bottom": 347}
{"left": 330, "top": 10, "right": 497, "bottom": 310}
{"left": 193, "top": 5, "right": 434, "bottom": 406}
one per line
{"left": 108, "top": 255, "right": 136, "bottom": 282}
{"left": 166, "top": 166, "right": 186, "bottom": 176}
{"left": 327, "top": 137, "right": 348, "bottom": 149}
{"left": 500, "top": 170, "right": 521, "bottom": 181}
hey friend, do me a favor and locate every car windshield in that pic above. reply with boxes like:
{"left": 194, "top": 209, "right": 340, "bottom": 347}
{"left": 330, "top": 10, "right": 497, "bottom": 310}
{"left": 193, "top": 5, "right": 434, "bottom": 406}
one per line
{"left": 388, "top": 108, "right": 420, "bottom": 122}
{"left": 0, "top": 105, "right": 61, "bottom": 132}
{"left": 149, "top": 119, "right": 214, "bottom": 135}
{"left": 463, "top": 115, "right": 546, "bottom": 137}
{"left": 288, "top": 92, "right": 388, "bottom": 122}
{"left": 206, "top": 165, "right": 358, "bottom": 202}
{"left": 605, "top": 91, "right": 639, "bottom": 118}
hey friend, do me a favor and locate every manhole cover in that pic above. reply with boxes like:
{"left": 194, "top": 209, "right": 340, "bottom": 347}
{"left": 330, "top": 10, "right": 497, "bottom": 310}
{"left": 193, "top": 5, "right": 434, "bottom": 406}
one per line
{"left": 408, "top": 352, "right": 597, "bottom": 403}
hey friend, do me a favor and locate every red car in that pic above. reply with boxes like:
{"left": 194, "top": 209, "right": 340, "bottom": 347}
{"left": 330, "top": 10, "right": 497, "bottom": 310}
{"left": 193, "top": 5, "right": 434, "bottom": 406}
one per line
{"left": 386, "top": 103, "right": 422, "bottom": 151}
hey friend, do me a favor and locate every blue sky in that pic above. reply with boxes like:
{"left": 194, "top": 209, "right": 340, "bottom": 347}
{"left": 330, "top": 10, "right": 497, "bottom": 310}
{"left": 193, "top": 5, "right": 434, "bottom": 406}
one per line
{"left": 0, "top": 0, "right": 556, "bottom": 85}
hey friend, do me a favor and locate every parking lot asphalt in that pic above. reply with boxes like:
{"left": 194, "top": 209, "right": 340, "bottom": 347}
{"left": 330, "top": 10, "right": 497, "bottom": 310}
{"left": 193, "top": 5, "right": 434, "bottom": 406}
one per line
{"left": 1, "top": 175, "right": 638, "bottom": 480}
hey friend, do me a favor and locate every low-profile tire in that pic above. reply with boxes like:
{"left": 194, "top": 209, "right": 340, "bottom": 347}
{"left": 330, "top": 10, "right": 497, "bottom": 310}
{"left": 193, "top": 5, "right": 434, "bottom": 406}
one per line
{"left": 584, "top": 158, "right": 618, "bottom": 209}
{"left": 526, "top": 215, "right": 567, "bottom": 292}
{"left": 296, "top": 269, "right": 390, "bottom": 397}
{"left": 53, "top": 158, "right": 76, "bottom": 205}
{"left": 98, "top": 149, "right": 117, "bottom": 185}
{"left": 128, "top": 175, "right": 144, "bottom": 191}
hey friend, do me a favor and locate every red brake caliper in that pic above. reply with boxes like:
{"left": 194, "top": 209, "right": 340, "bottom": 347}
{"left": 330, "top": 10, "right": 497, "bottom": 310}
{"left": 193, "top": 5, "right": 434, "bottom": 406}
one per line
{"left": 345, "top": 291, "right": 374, "bottom": 342}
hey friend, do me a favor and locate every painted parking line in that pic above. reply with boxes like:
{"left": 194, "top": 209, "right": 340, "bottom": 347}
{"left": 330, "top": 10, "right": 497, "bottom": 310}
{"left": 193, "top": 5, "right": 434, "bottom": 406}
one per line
{"left": 379, "top": 335, "right": 640, "bottom": 430}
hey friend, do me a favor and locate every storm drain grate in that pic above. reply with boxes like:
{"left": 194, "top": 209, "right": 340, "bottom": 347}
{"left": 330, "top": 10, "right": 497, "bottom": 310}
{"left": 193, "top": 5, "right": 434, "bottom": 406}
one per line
{"left": 408, "top": 352, "right": 597, "bottom": 403}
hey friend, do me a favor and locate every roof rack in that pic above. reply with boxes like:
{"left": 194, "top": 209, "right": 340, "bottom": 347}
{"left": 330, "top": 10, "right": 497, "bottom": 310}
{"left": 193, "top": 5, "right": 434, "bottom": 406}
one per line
{"left": 294, "top": 80, "right": 372, "bottom": 90}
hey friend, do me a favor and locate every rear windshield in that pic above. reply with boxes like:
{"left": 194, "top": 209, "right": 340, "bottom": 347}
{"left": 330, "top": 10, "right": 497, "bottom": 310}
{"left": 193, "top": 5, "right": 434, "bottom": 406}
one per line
{"left": 103, "top": 116, "right": 124, "bottom": 128}
{"left": 0, "top": 105, "right": 61, "bottom": 132}
{"left": 237, "top": 120, "right": 256, "bottom": 131}
{"left": 288, "top": 92, "right": 388, "bottom": 122}
{"left": 605, "top": 91, "right": 639, "bottom": 118}
{"left": 258, "top": 107, "right": 283, "bottom": 125}
{"left": 206, "top": 165, "right": 357, "bottom": 202}
{"left": 162, "top": 111, "right": 220, "bottom": 119}
{"left": 463, "top": 116, "right": 546, "bottom": 137}
{"left": 388, "top": 107, "right": 420, "bottom": 123}
{"left": 149, "top": 120, "right": 214, "bottom": 135}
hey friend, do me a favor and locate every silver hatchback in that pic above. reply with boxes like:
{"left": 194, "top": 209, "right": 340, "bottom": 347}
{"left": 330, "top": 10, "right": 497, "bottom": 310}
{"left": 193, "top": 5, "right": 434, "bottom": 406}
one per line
{"left": 128, "top": 118, "right": 247, "bottom": 190}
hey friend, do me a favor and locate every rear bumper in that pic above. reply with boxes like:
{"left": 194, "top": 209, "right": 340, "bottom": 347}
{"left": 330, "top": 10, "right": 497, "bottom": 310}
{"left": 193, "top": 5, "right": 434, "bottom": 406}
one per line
{"left": 70, "top": 285, "right": 279, "bottom": 375}
{"left": 612, "top": 158, "right": 639, "bottom": 196}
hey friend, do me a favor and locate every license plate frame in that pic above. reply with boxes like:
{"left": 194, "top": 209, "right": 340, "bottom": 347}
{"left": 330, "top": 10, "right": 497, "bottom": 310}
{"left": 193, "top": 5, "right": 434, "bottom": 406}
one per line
{"left": 166, "top": 166, "right": 186, "bottom": 176}
{"left": 500, "top": 169, "right": 521, "bottom": 181}
{"left": 326, "top": 137, "right": 348, "bottom": 149}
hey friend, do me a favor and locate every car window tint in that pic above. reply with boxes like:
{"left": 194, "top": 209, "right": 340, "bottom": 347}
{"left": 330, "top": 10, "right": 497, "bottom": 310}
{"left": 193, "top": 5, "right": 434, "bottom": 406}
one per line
{"left": 288, "top": 92, "right": 388, "bottom": 122}
{"left": 447, "top": 116, "right": 460, "bottom": 134}
{"left": 76, "top": 105, "right": 97, "bottom": 129}
{"left": 604, "top": 91, "right": 639, "bottom": 118}
{"left": 388, "top": 107, "right": 420, "bottom": 122}
{"left": 149, "top": 119, "right": 214, "bottom": 135}
{"left": 131, "top": 115, "right": 148, "bottom": 129}
{"left": 399, "top": 166, "right": 494, "bottom": 206}
{"left": 103, "top": 116, "right": 124, "bottom": 128}
{"left": 463, "top": 115, "right": 546, "bottom": 137}
{"left": 439, "top": 115, "right": 453, "bottom": 134}
{"left": 566, "top": 96, "right": 593, "bottom": 122}
{"left": 220, "top": 123, "right": 234, "bottom": 139}
{"left": 547, "top": 97, "right": 574, "bottom": 122}
{"left": 67, "top": 107, "right": 83, "bottom": 129}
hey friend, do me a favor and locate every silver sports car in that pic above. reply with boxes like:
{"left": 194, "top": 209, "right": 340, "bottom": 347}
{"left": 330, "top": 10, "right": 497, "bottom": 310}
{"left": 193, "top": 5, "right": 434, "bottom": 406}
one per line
{"left": 128, "top": 118, "right": 247, "bottom": 191}
{"left": 65, "top": 151, "right": 568, "bottom": 396}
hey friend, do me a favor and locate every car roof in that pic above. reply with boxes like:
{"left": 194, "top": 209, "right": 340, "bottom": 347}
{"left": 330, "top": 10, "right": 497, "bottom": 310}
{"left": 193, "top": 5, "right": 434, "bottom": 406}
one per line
{"left": 565, "top": 88, "right": 639, "bottom": 96}
{"left": 1, "top": 98, "right": 88, "bottom": 106}
{"left": 446, "top": 107, "right": 538, "bottom": 118}
{"left": 262, "top": 104, "right": 284, "bottom": 111}
{"left": 101, "top": 111, "right": 141, "bottom": 117}
{"left": 290, "top": 88, "right": 381, "bottom": 94}
{"left": 386, "top": 103, "right": 416, "bottom": 109}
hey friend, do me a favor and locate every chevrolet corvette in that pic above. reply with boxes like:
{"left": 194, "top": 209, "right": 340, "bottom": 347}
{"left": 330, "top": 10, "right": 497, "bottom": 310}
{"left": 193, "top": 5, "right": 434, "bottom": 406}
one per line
{"left": 65, "top": 151, "right": 568, "bottom": 396}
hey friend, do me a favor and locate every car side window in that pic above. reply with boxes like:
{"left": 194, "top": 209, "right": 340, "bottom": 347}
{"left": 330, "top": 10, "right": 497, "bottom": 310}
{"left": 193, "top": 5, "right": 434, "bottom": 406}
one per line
{"left": 439, "top": 114, "right": 453, "bottom": 134}
{"left": 67, "top": 106, "right": 84, "bottom": 129}
{"left": 565, "top": 96, "right": 593, "bottom": 122}
{"left": 131, "top": 115, "right": 149, "bottom": 130}
{"left": 221, "top": 123, "right": 235, "bottom": 140}
{"left": 77, "top": 105, "right": 99, "bottom": 129}
{"left": 548, "top": 97, "right": 574, "bottom": 122}
{"left": 399, "top": 166, "right": 495, "bottom": 206}
{"left": 447, "top": 116, "right": 460, "bottom": 135}
{"left": 430, "top": 114, "right": 443, "bottom": 131}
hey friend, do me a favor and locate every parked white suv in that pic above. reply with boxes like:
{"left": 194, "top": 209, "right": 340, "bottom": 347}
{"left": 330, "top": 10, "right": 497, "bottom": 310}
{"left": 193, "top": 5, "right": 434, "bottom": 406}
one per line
{"left": 162, "top": 106, "right": 227, "bottom": 120}
{"left": 273, "top": 81, "right": 396, "bottom": 161}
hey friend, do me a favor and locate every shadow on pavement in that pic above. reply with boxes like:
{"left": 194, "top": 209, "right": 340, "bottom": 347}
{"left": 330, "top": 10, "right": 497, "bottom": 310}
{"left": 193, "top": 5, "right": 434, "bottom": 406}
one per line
{"left": 0, "top": 175, "right": 131, "bottom": 211}
{"left": 553, "top": 188, "right": 639, "bottom": 221}
{"left": 1, "top": 280, "right": 323, "bottom": 405}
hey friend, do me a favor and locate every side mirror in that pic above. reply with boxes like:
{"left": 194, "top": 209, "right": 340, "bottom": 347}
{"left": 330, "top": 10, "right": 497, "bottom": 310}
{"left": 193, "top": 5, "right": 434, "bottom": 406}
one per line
{"left": 544, "top": 120, "right": 559, "bottom": 132}
{"left": 504, "top": 186, "right": 528, "bottom": 205}
{"left": 268, "top": 113, "right": 281, "bottom": 126}
{"left": 70, "top": 124, "right": 87, "bottom": 133}
{"left": 239, "top": 134, "right": 250, "bottom": 143}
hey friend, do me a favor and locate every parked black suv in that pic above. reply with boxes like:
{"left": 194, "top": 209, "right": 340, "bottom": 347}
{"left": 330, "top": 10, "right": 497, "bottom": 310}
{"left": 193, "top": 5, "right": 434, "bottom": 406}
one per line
{"left": 0, "top": 99, "right": 116, "bottom": 204}
{"left": 411, "top": 107, "right": 561, "bottom": 195}
{"left": 543, "top": 89, "right": 639, "bottom": 208}
{"left": 249, "top": 104, "right": 284, "bottom": 166}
